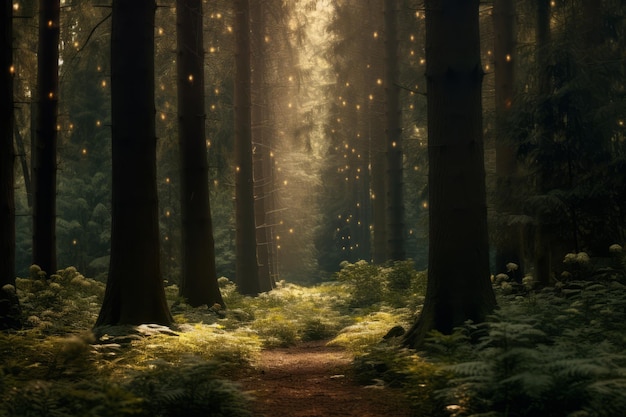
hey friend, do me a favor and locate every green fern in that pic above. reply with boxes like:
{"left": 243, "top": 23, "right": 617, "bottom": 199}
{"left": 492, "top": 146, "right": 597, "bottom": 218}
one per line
{"left": 437, "top": 289, "right": 626, "bottom": 417}
{"left": 126, "top": 358, "right": 252, "bottom": 417}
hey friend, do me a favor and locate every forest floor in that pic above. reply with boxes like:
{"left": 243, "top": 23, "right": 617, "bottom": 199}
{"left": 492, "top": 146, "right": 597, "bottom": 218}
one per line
{"left": 233, "top": 340, "right": 413, "bottom": 417}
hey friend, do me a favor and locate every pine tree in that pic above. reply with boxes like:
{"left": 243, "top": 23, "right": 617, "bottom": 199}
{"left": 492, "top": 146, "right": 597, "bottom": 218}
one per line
{"left": 234, "top": 0, "right": 260, "bottom": 295}
{"left": 1, "top": 0, "right": 21, "bottom": 330}
{"left": 32, "top": 0, "right": 60, "bottom": 275}
{"left": 95, "top": 0, "right": 172, "bottom": 326}
{"left": 176, "top": 0, "right": 224, "bottom": 307}
{"left": 405, "top": 0, "right": 496, "bottom": 348}
{"left": 384, "top": 0, "right": 405, "bottom": 261}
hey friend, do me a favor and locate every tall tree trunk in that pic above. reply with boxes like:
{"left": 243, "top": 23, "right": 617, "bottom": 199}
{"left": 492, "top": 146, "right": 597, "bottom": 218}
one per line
{"left": 384, "top": 0, "right": 405, "bottom": 261}
{"left": 176, "top": 0, "right": 224, "bottom": 307}
{"left": 370, "top": 0, "right": 387, "bottom": 264}
{"left": 95, "top": 0, "right": 172, "bottom": 327}
{"left": 33, "top": 0, "right": 59, "bottom": 274}
{"left": 251, "top": 0, "right": 274, "bottom": 293}
{"left": 234, "top": 0, "right": 260, "bottom": 295}
{"left": 533, "top": 0, "right": 552, "bottom": 286}
{"left": 493, "top": 0, "right": 522, "bottom": 279}
{"left": 13, "top": 112, "right": 31, "bottom": 207}
{"left": 404, "top": 0, "right": 496, "bottom": 348}
{"left": 370, "top": 105, "right": 387, "bottom": 263}
{"left": 1, "top": 0, "right": 14, "bottom": 287}
{"left": 1, "top": 0, "right": 21, "bottom": 330}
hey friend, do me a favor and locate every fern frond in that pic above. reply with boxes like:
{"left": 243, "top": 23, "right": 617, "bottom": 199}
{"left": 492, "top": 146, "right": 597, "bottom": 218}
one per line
{"left": 500, "top": 371, "right": 552, "bottom": 396}
{"left": 446, "top": 361, "right": 491, "bottom": 377}
{"left": 549, "top": 359, "right": 612, "bottom": 379}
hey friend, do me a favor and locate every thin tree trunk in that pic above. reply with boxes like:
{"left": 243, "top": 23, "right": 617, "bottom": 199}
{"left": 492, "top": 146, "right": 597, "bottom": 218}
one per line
{"left": 371, "top": 108, "right": 387, "bottom": 264}
{"left": 534, "top": 0, "right": 552, "bottom": 286}
{"left": 1, "top": 0, "right": 14, "bottom": 287}
{"left": 370, "top": 1, "right": 387, "bottom": 264}
{"left": 1, "top": 0, "right": 21, "bottom": 330}
{"left": 33, "top": 0, "right": 59, "bottom": 274}
{"left": 251, "top": 0, "right": 274, "bottom": 293}
{"left": 95, "top": 0, "right": 172, "bottom": 327}
{"left": 493, "top": 0, "right": 522, "bottom": 279}
{"left": 404, "top": 0, "right": 496, "bottom": 348}
{"left": 176, "top": 0, "right": 224, "bottom": 307}
{"left": 13, "top": 112, "right": 31, "bottom": 207}
{"left": 234, "top": 0, "right": 260, "bottom": 295}
{"left": 384, "top": 0, "right": 405, "bottom": 261}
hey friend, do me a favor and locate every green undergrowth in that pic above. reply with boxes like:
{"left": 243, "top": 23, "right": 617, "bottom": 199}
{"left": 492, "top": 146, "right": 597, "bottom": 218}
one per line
{"left": 0, "top": 261, "right": 420, "bottom": 417}
{"left": 8, "top": 257, "right": 625, "bottom": 417}
{"left": 350, "top": 252, "right": 626, "bottom": 417}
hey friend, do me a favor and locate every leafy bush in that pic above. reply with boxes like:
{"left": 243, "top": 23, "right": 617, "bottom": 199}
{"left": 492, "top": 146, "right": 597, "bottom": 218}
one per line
{"left": 433, "top": 284, "right": 626, "bottom": 417}
{"left": 329, "top": 308, "right": 411, "bottom": 354}
{"left": 242, "top": 281, "right": 350, "bottom": 347}
{"left": 3, "top": 380, "right": 144, "bottom": 417}
{"left": 101, "top": 323, "right": 262, "bottom": 375}
{"left": 126, "top": 358, "right": 252, "bottom": 417}
{"left": 346, "top": 336, "right": 449, "bottom": 417}
{"left": 334, "top": 260, "right": 425, "bottom": 309}
{"left": 16, "top": 266, "right": 104, "bottom": 334}
{"left": 335, "top": 260, "right": 385, "bottom": 307}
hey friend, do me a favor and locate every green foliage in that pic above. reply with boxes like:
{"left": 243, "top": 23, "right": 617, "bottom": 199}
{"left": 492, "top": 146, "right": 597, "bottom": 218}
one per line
{"left": 352, "top": 344, "right": 449, "bottom": 417}
{"left": 16, "top": 266, "right": 105, "bottom": 334}
{"left": 120, "top": 324, "right": 262, "bottom": 372}
{"left": 3, "top": 380, "right": 144, "bottom": 417}
{"left": 231, "top": 281, "right": 351, "bottom": 347}
{"left": 335, "top": 260, "right": 384, "bottom": 307}
{"left": 126, "top": 359, "right": 252, "bottom": 417}
{"left": 432, "top": 282, "right": 626, "bottom": 417}
{"left": 329, "top": 309, "right": 411, "bottom": 355}
{"left": 338, "top": 262, "right": 626, "bottom": 417}
{"left": 510, "top": 1, "right": 626, "bottom": 256}
{"left": 333, "top": 260, "right": 425, "bottom": 309}
{"left": 5, "top": 268, "right": 370, "bottom": 417}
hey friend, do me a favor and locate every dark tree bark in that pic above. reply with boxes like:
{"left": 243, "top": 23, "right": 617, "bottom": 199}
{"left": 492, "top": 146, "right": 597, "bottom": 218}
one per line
{"left": 493, "top": 0, "right": 523, "bottom": 279}
{"left": 1, "top": 0, "right": 21, "bottom": 330}
{"left": 370, "top": 0, "right": 387, "bottom": 265}
{"left": 95, "top": 0, "right": 172, "bottom": 327}
{"left": 404, "top": 0, "right": 496, "bottom": 348}
{"left": 234, "top": 0, "right": 260, "bottom": 295}
{"left": 251, "top": 0, "right": 274, "bottom": 293}
{"left": 32, "top": 0, "right": 60, "bottom": 275}
{"left": 1, "top": 0, "right": 14, "bottom": 287}
{"left": 533, "top": 0, "right": 552, "bottom": 287}
{"left": 13, "top": 112, "right": 31, "bottom": 208}
{"left": 176, "top": 0, "right": 224, "bottom": 308}
{"left": 384, "top": 0, "right": 405, "bottom": 261}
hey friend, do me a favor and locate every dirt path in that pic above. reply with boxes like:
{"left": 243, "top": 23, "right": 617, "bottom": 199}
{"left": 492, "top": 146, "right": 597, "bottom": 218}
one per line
{"left": 235, "top": 340, "right": 413, "bottom": 417}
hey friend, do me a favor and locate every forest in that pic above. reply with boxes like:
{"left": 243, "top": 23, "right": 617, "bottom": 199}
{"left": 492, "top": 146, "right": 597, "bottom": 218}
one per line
{"left": 1, "top": 0, "right": 626, "bottom": 416}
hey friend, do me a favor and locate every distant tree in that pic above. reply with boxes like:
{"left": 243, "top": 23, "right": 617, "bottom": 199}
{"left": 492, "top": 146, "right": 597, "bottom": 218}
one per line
{"left": 384, "top": 0, "right": 405, "bottom": 261}
{"left": 1, "top": 0, "right": 14, "bottom": 284}
{"left": 234, "top": 0, "right": 260, "bottom": 295}
{"left": 317, "top": 0, "right": 377, "bottom": 269}
{"left": 250, "top": 0, "right": 274, "bottom": 292}
{"left": 95, "top": 0, "right": 172, "bottom": 326}
{"left": 531, "top": 0, "right": 553, "bottom": 286}
{"left": 55, "top": 2, "right": 112, "bottom": 275}
{"left": 514, "top": 0, "right": 626, "bottom": 281}
{"left": 493, "top": 0, "right": 522, "bottom": 279}
{"left": 1, "top": 0, "right": 21, "bottom": 330}
{"left": 370, "top": 1, "right": 387, "bottom": 265}
{"left": 404, "top": 0, "right": 496, "bottom": 348}
{"left": 32, "top": 0, "right": 60, "bottom": 275}
{"left": 176, "top": 0, "right": 224, "bottom": 308}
